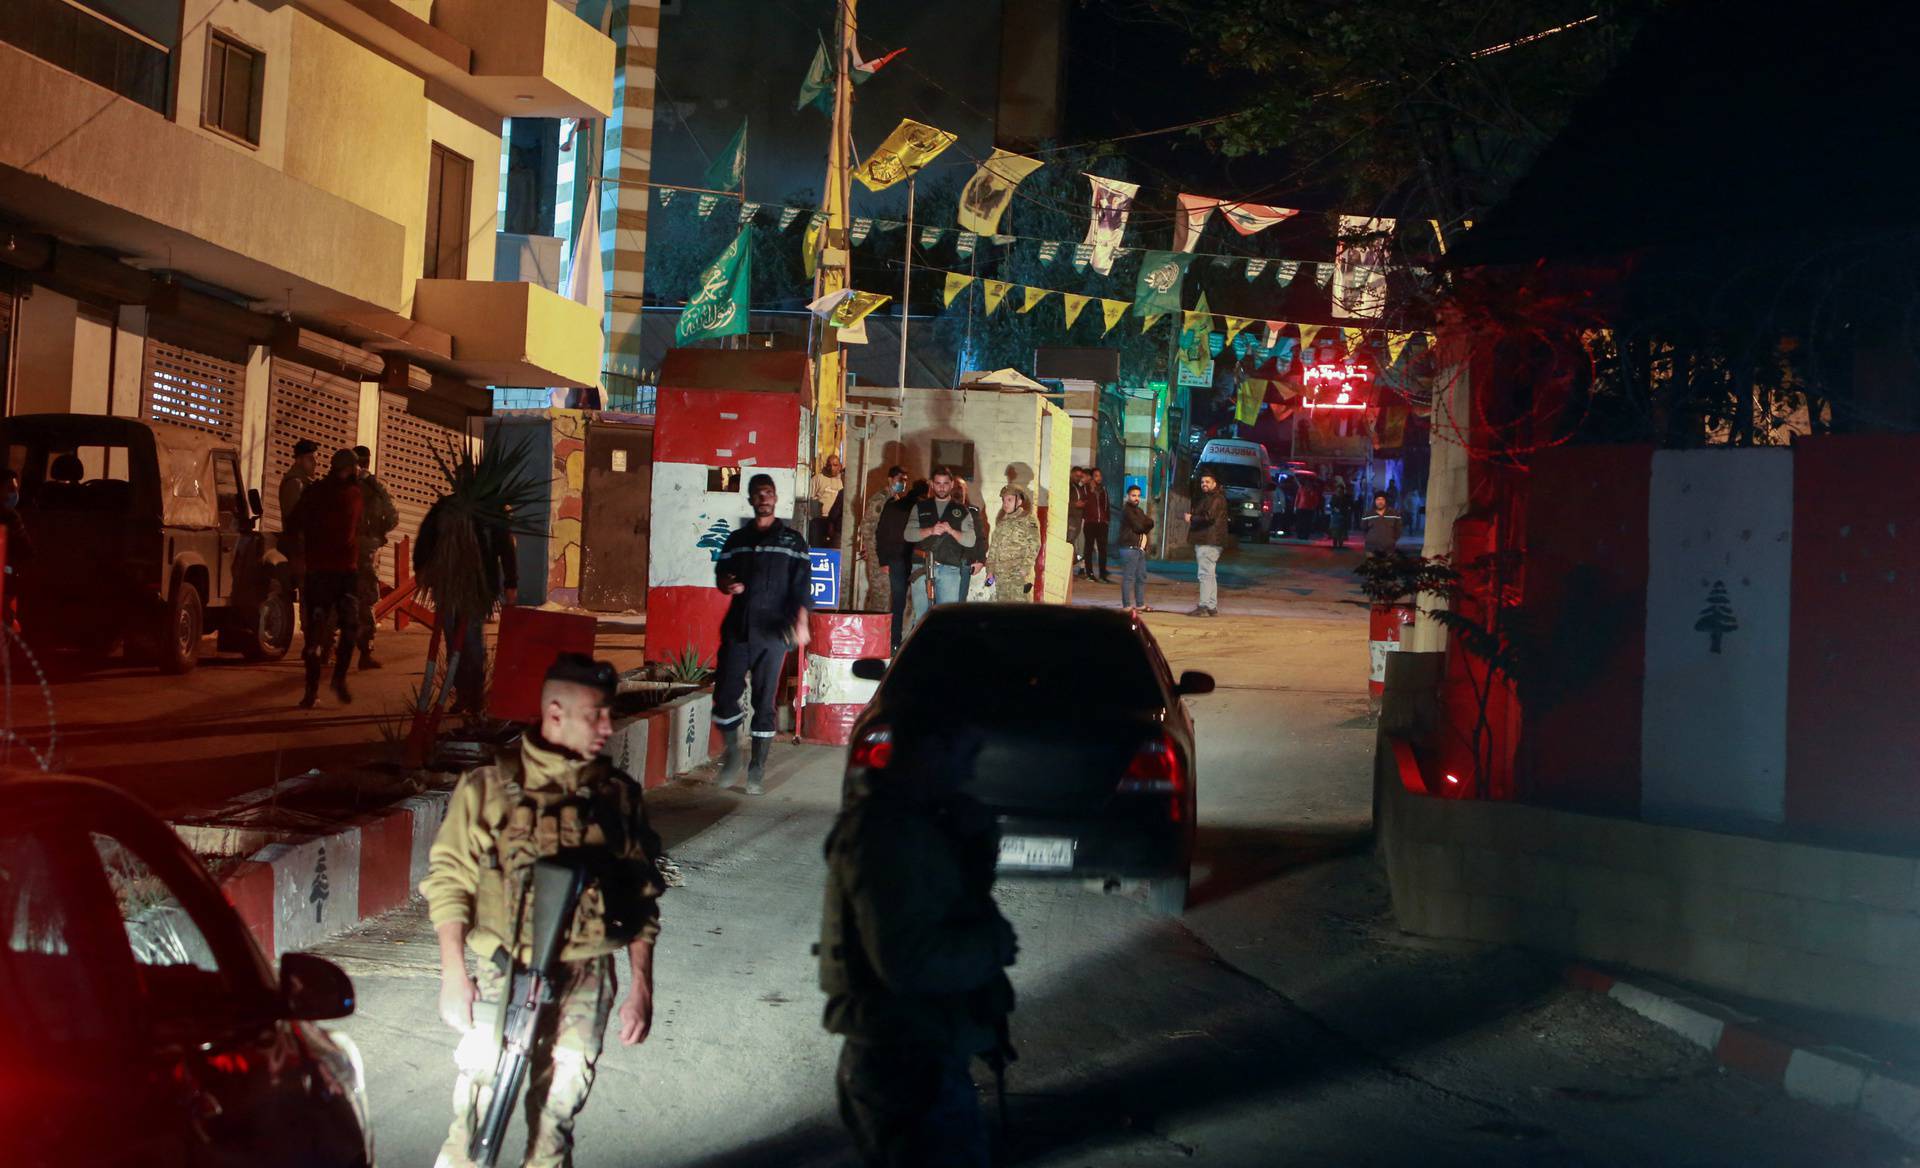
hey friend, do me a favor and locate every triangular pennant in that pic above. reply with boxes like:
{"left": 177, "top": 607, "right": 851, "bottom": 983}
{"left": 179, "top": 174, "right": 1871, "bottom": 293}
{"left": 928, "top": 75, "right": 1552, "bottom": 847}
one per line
{"left": 1036, "top": 241, "right": 1061, "bottom": 265}
{"left": 1275, "top": 260, "right": 1300, "bottom": 284}
{"left": 1103, "top": 300, "right": 1131, "bottom": 335}
{"left": 874, "top": 219, "right": 902, "bottom": 234}
{"left": 1062, "top": 293, "right": 1091, "bottom": 328}
{"left": 1140, "top": 311, "right": 1165, "bottom": 334}
{"left": 738, "top": 201, "right": 761, "bottom": 225}
{"left": 1264, "top": 320, "right": 1287, "bottom": 350}
{"left": 696, "top": 193, "right": 720, "bottom": 218}
{"left": 1245, "top": 258, "right": 1269, "bottom": 281}
{"left": 982, "top": 279, "right": 1011, "bottom": 315}
{"left": 1071, "top": 243, "right": 1092, "bottom": 272}
{"left": 919, "top": 225, "right": 948, "bottom": 249}
{"left": 837, "top": 316, "right": 871, "bottom": 344}
{"left": 1315, "top": 263, "right": 1334, "bottom": 289}
{"left": 778, "top": 206, "right": 801, "bottom": 230}
{"left": 850, "top": 217, "right": 873, "bottom": 244}
{"left": 1300, "top": 324, "right": 1329, "bottom": 351}
{"left": 1222, "top": 316, "right": 1253, "bottom": 344}
{"left": 1386, "top": 331, "right": 1413, "bottom": 366}
{"left": 955, "top": 231, "right": 977, "bottom": 259}
{"left": 991, "top": 234, "right": 1016, "bottom": 247}
{"left": 806, "top": 288, "right": 855, "bottom": 318}
{"left": 942, "top": 273, "right": 974, "bottom": 306}
{"left": 1017, "top": 286, "right": 1053, "bottom": 314}
{"left": 1343, "top": 327, "right": 1366, "bottom": 354}
{"left": 851, "top": 44, "right": 908, "bottom": 83}
{"left": 658, "top": 188, "right": 676, "bottom": 206}
{"left": 1182, "top": 291, "right": 1212, "bottom": 343}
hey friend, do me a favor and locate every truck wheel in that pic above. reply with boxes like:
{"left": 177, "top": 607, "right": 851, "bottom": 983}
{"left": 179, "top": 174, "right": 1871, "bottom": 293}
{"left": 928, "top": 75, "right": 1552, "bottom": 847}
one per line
{"left": 1147, "top": 871, "right": 1190, "bottom": 916}
{"left": 160, "top": 583, "right": 203, "bottom": 674}
{"left": 243, "top": 583, "right": 294, "bottom": 662}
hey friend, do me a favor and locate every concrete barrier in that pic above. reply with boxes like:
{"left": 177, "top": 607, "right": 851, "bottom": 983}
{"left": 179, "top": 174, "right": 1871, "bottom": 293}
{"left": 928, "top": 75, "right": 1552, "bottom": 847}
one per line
{"left": 1379, "top": 730, "right": 1920, "bottom": 1028}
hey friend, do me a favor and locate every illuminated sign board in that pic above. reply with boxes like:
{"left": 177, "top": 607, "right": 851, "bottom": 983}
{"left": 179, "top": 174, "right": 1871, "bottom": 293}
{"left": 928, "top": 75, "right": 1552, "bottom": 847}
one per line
{"left": 1302, "top": 362, "right": 1372, "bottom": 411}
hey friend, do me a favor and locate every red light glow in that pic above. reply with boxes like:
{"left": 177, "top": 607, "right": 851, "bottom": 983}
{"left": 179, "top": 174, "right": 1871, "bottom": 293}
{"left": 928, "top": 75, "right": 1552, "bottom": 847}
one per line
{"left": 1444, "top": 773, "right": 1460, "bottom": 784}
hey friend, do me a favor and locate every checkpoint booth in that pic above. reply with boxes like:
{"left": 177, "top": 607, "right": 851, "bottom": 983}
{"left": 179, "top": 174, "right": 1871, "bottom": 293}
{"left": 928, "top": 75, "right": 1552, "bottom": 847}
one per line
{"left": 644, "top": 349, "right": 810, "bottom": 668}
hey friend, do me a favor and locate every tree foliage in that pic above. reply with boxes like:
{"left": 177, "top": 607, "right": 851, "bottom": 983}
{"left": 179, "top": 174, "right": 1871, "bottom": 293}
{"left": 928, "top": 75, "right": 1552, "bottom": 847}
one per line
{"left": 1135, "top": 1, "right": 1657, "bottom": 228}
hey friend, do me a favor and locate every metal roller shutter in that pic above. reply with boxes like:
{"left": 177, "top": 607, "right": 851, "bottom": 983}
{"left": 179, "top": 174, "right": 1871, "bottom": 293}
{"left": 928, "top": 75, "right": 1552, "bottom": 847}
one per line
{"left": 0, "top": 289, "right": 12, "bottom": 413}
{"left": 377, "top": 392, "right": 468, "bottom": 583}
{"left": 141, "top": 340, "right": 243, "bottom": 441}
{"left": 262, "top": 360, "right": 361, "bottom": 533}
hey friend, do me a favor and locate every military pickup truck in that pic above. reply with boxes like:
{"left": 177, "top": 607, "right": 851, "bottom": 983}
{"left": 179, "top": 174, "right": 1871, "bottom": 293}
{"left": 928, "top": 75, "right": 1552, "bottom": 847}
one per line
{"left": 0, "top": 414, "right": 294, "bottom": 672}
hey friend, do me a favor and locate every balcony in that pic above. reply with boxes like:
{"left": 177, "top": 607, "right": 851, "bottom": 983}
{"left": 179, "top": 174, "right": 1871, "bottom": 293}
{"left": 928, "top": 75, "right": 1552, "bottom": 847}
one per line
{"left": 0, "top": 0, "right": 173, "bottom": 116}
{"left": 0, "top": 39, "right": 406, "bottom": 314}
{"left": 411, "top": 278, "right": 601, "bottom": 388}
{"left": 291, "top": 0, "right": 614, "bottom": 119}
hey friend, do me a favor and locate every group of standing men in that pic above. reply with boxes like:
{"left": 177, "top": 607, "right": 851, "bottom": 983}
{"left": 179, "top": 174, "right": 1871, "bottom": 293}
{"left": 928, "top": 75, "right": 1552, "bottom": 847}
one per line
{"left": 277, "top": 441, "right": 398, "bottom": 708}
{"left": 856, "top": 463, "right": 1042, "bottom": 652}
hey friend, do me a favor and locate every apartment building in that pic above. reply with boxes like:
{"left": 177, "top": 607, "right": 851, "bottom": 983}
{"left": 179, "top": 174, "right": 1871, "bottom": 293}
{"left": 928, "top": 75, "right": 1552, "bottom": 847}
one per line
{"left": 0, "top": 0, "right": 619, "bottom": 560}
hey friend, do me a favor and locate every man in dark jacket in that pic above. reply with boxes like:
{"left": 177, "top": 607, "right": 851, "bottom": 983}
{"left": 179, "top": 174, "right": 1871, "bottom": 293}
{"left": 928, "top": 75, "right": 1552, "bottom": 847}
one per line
{"left": 1184, "top": 472, "right": 1226, "bottom": 618}
{"left": 903, "top": 468, "right": 975, "bottom": 626}
{"left": 820, "top": 721, "right": 1016, "bottom": 1167}
{"left": 286, "top": 449, "right": 364, "bottom": 707}
{"left": 876, "top": 479, "right": 922, "bottom": 652}
{"left": 1083, "top": 468, "right": 1113, "bottom": 583}
{"left": 712, "top": 473, "right": 812, "bottom": 795}
{"left": 1361, "top": 492, "right": 1405, "bottom": 556}
{"left": 1116, "top": 483, "right": 1154, "bottom": 610}
{"left": 1067, "top": 467, "right": 1089, "bottom": 577}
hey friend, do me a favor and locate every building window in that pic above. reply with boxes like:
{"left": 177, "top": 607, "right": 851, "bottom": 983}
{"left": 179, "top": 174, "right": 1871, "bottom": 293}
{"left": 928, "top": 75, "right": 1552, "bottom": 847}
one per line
{"left": 201, "top": 30, "right": 262, "bottom": 146}
{"left": 425, "top": 144, "right": 474, "bottom": 281}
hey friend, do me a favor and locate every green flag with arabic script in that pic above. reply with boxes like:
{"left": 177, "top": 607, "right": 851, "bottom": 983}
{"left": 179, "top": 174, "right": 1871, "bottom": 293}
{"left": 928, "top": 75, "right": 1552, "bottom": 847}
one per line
{"left": 676, "top": 228, "right": 752, "bottom": 345}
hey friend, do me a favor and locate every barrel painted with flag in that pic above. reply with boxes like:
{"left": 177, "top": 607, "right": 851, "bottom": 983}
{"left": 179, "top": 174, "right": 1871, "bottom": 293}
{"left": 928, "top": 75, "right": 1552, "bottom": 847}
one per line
{"left": 799, "top": 611, "right": 889, "bottom": 745}
{"left": 1368, "top": 603, "right": 1414, "bottom": 705}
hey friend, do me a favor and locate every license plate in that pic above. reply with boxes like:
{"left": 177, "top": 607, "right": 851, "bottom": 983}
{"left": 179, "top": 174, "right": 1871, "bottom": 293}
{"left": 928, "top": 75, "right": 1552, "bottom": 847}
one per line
{"left": 997, "top": 835, "right": 1075, "bottom": 871}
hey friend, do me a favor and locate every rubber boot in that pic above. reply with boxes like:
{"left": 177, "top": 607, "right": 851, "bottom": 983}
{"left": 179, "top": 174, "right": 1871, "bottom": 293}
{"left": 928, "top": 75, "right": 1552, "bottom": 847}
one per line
{"left": 299, "top": 660, "right": 321, "bottom": 710}
{"left": 716, "top": 729, "right": 743, "bottom": 790}
{"left": 745, "top": 737, "right": 771, "bottom": 796}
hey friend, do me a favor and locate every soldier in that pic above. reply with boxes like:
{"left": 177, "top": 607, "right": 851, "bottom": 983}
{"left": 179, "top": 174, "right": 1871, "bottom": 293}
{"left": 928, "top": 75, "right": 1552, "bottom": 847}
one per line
{"left": 277, "top": 439, "right": 318, "bottom": 598}
{"left": 820, "top": 720, "right": 1017, "bottom": 1167}
{"left": 858, "top": 464, "right": 909, "bottom": 612}
{"left": 711, "top": 473, "right": 813, "bottom": 795}
{"left": 985, "top": 485, "right": 1040, "bottom": 602}
{"left": 352, "top": 445, "right": 399, "bottom": 670}
{"left": 422, "top": 653, "right": 663, "bottom": 1168}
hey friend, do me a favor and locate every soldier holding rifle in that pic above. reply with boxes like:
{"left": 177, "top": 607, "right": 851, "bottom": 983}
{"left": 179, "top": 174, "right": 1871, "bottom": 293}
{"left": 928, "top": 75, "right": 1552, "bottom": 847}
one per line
{"left": 422, "top": 653, "right": 665, "bottom": 1168}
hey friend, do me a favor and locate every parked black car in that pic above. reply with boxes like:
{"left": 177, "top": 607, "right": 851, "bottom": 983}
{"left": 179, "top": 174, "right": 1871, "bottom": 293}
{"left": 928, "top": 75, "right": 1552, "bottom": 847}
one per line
{"left": 0, "top": 775, "right": 372, "bottom": 1167}
{"left": 848, "top": 605, "right": 1213, "bottom": 914}
{"left": 1, "top": 414, "right": 294, "bottom": 672}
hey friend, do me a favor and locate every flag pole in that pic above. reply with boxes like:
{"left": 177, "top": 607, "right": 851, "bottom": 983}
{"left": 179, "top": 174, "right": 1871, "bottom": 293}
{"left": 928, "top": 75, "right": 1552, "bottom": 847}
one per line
{"left": 811, "top": 0, "right": 857, "bottom": 467}
{"left": 897, "top": 174, "right": 914, "bottom": 390}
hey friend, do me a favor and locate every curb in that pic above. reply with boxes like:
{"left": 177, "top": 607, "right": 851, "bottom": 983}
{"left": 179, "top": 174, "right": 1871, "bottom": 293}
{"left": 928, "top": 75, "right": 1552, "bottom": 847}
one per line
{"left": 206, "top": 694, "right": 727, "bottom": 960}
{"left": 1567, "top": 965, "right": 1920, "bottom": 1147}
{"left": 214, "top": 792, "right": 449, "bottom": 960}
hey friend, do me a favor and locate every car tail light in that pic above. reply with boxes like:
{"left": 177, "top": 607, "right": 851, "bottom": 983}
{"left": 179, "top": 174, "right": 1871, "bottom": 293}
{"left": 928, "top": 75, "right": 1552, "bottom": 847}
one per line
{"left": 1117, "top": 733, "right": 1187, "bottom": 822}
{"left": 850, "top": 725, "right": 893, "bottom": 770}
{"left": 1261, "top": 499, "right": 1272, "bottom": 512}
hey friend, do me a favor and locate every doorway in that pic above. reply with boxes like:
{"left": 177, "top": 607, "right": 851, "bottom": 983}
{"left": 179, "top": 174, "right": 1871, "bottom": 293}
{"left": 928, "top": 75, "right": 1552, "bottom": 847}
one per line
{"left": 580, "top": 422, "right": 652, "bottom": 613}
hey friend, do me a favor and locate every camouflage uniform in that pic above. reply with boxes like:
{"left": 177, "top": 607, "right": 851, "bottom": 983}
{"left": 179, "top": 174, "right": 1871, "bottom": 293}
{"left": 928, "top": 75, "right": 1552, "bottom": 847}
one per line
{"left": 355, "top": 473, "right": 399, "bottom": 657}
{"left": 985, "top": 488, "right": 1042, "bottom": 602}
{"left": 422, "top": 734, "right": 663, "bottom": 1168}
{"left": 859, "top": 490, "right": 890, "bottom": 612}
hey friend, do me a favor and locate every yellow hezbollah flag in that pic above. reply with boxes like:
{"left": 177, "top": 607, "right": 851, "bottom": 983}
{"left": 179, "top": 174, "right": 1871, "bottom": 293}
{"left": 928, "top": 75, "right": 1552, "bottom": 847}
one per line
{"left": 854, "top": 119, "right": 958, "bottom": 192}
{"left": 1237, "top": 377, "right": 1267, "bottom": 424}
{"left": 982, "top": 280, "right": 1011, "bottom": 315}
{"left": 1018, "top": 286, "right": 1053, "bottom": 314}
{"left": 942, "top": 273, "right": 975, "bottom": 306}
{"left": 1062, "top": 294, "right": 1091, "bottom": 328}
{"left": 1103, "top": 300, "right": 1130, "bottom": 335}
{"left": 1138, "top": 310, "right": 1164, "bottom": 335}
{"left": 957, "top": 149, "right": 1044, "bottom": 235}
{"left": 1222, "top": 316, "right": 1253, "bottom": 345}
{"left": 827, "top": 289, "right": 890, "bottom": 330}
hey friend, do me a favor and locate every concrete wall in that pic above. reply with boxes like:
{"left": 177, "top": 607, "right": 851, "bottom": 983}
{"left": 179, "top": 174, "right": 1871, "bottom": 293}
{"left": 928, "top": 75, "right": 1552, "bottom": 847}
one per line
{"left": 1381, "top": 745, "right": 1920, "bottom": 1029}
{"left": 282, "top": 11, "right": 430, "bottom": 307}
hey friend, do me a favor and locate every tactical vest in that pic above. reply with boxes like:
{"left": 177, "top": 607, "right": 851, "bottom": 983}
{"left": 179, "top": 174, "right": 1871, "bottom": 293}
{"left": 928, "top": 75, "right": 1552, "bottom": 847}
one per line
{"left": 476, "top": 750, "right": 655, "bottom": 959}
{"left": 915, "top": 498, "right": 972, "bottom": 565}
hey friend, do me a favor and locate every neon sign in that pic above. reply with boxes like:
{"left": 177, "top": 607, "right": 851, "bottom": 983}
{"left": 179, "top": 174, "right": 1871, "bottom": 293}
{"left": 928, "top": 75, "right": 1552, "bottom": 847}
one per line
{"left": 1302, "top": 362, "right": 1372, "bottom": 410}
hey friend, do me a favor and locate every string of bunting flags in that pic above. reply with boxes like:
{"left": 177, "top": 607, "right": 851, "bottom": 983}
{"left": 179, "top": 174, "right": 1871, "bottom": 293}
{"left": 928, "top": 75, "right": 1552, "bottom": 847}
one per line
{"left": 658, "top": 179, "right": 1340, "bottom": 289}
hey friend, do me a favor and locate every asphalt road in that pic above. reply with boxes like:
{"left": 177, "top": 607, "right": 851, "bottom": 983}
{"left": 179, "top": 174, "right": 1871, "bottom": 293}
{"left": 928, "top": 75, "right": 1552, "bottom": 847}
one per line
{"left": 315, "top": 557, "right": 1904, "bottom": 1167}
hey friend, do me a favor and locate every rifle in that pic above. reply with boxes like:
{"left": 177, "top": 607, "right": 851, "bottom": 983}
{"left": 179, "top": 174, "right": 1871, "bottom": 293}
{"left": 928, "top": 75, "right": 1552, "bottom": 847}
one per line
{"left": 468, "top": 856, "right": 588, "bottom": 1168}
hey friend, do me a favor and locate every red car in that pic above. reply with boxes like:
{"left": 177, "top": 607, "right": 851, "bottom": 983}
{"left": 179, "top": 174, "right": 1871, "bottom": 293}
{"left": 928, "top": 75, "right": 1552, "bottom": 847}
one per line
{"left": 0, "top": 775, "right": 372, "bottom": 1167}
